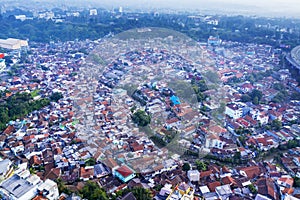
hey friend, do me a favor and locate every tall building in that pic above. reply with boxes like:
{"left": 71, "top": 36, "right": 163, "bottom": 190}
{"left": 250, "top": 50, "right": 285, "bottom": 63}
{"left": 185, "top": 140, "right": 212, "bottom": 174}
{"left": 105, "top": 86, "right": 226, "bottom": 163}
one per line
{"left": 119, "top": 6, "right": 123, "bottom": 13}
{"left": 89, "top": 9, "right": 98, "bottom": 16}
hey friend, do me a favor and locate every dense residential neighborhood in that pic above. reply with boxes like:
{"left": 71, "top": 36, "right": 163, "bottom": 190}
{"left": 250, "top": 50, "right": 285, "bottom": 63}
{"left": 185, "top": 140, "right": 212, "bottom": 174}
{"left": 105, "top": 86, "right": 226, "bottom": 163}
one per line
{"left": 0, "top": 3, "right": 300, "bottom": 200}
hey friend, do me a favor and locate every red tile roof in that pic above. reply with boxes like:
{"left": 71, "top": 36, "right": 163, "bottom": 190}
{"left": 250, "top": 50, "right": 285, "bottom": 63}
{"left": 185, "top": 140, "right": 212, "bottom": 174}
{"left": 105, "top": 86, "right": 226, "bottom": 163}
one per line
{"left": 208, "top": 181, "right": 221, "bottom": 192}
{"left": 116, "top": 165, "right": 134, "bottom": 178}
{"left": 240, "top": 166, "right": 261, "bottom": 179}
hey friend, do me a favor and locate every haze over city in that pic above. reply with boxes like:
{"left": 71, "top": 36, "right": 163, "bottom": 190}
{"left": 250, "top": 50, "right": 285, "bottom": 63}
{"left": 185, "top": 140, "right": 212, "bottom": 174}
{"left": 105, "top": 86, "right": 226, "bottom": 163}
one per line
{"left": 2, "top": 0, "right": 300, "bottom": 18}
{"left": 1, "top": 0, "right": 300, "bottom": 199}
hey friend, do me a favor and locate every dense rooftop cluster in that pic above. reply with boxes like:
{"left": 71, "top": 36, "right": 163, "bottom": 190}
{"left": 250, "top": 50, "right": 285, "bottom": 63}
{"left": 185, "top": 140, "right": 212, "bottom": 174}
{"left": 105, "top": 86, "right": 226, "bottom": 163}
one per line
{"left": 0, "top": 28, "right": 299, "bottom": 199}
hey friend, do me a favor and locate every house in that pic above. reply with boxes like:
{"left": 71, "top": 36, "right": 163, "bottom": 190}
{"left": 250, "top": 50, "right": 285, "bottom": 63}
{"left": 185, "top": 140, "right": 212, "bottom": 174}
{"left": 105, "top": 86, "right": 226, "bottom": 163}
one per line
{"left": 127, "top": 178, "right": 150, "bottom": 190}
{"left": 36, "top": 179, "right": 59, "bottom": 200}
{"left": 187, "top": 170, "right": 200, "bottom": 182}
{"left": 239, "top": 166, "right": 261, "bottom": 179}
{"left": 208, "top": 181, "right": 221, "bottom": 192}
{"left": 241, "top": 83, "right": 254, "bottom": 93}
{"left": 268, "top": 110, "right": 282, "bottom": 121}
{"left": 255, "top": 194, "right": 272, "bottom": 200}
{"left": 205, "top": 134, "right": 226, "bottom": 149}
{"left": 177, "top": 182, "right": 191, "bottom": 195}
{"left": 293, "top": 157, "right": 300, "bottom": 167}
{"left": 277, "top": 176, "right": 294, "bottom": 188}
{"left": 103, "top": 158, "right": 119, "bottom": 173}
{"left": 199, "top": 186, "right": 210, "bottom": 195}
{"left": 94, "top": 163, "right": 110, "bottom": 178}
{"left": 117, "top": 192, "right": 137, "bottom": 200}
{"left": 0, "top": 170, "right": 41, "bottom": 200}
{"left": 114, "top": 165, "right": 135, "bottom": 183}
{"left": 0, "top": 159, "right": 14, "bottom": 181}
{"left": 215, "top": 184, "right": 232, "bottom": 200}
{"left": 256, "top": 178, "right": 279, "bottom": 200}
{"left": 170, "top": 95, "right": 181, "bottom": 105}
{"left": 225, "top": 103, "right": 249, "bottom": 120}
{"left": 251, "top": 110, "right": 269, "bottom": 125}
{"left": 159, "top": 183, "right": 173, "bottom": 197}
{"left": 80, "top": 166, "right": 94, "bottom": 181}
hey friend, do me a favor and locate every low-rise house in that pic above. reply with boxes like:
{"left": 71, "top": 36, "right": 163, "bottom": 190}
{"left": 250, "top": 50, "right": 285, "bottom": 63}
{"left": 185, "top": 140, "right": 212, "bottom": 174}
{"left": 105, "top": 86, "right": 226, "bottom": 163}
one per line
{"left": 225, "top": 102, "right": 249, "bottom": 120}
{"left": 277, "top": 176, "right": 294, "bottom": 189}
{"left": 114, "top": 165, "right": 135, "bottom": 183}
{"left": 80, "top": 166, "right": 94, "bottom": 181}
{"left": 187, "top": 170, "right": 200, "bottom": 182}
{"left": 0, "top": 170, "right": 41, "bottom": 200}
{"left": 239, "top": 166, "right": 261, "bottom": 179}
{"left": 0, "top": 159, "right": 14, "bottom": 182}
{"left": 205, "top": 134, "right": 226, "bottom": 149}
{"left": 94, "top": 163, "right": 110, "bottom": 178}
{"left": 36, "top": 179, "right": 59, "bottom": 200}
{"left": 256, "top": 178, "right": 280, "bottom": 200}
{"left": 215, "top": 184, "right": 232, "bottom": 200}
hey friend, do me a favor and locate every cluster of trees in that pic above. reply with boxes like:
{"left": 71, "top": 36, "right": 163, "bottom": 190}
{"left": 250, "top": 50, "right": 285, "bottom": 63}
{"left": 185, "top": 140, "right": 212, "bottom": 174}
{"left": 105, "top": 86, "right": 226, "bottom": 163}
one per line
{"left": 182, "top": 163, "right": 191, "bottom": 171}
{"left": 241, "top": 89, "right": 263, "bottom": 105}
{"left": 227, "top": 70, "right": 274, "bottom": 86}
{"left": 79, "top": 181, "right": 108, "bottom": 200}
{"left": 150, "top": 135, "right": 167, "bottom": 148}
{"left": 271, "top": 83, "right": 288, "bottom": 103}
{"left": 1, "top": 10, "right": 300, "bottom": 48}
{"left": 132, "top": 109, "right": 151, "bottom": 127}
{"left": 56, "top": 180, "right": 152, "bottom": 200}
{"left": 113, "top": 187, "right": 152, "bottom": 200}
{"left": 0, "top": 92, "right": 63, "bottom": 131}
{"left": 294, "top": 177, "right": 300, "bottom": 187}
{"left": 0, "top": 92, "right": 50, "bottom": 130}
{"left": 278, "top": 139, "right": 299, "bottom": 150}
{"left": 195, "top": 160, "right": 207, "bottom": 171}
{"left": 50, "top": 92, "right": 63, "bottom": 102}
{"left": 191, "top": 79, "right": 209, "bottom": 102}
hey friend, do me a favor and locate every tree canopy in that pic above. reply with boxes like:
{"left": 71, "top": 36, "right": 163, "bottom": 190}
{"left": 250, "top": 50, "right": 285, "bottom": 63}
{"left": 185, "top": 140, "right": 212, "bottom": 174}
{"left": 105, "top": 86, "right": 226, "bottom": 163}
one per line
{"left": 79, "top": 181, "right": 108, "bottom": 200}
{"left": 0, "top": 92, "right": 51, "bottom": 131}
{"left": 132, "top": 109, "right": 151, "bottom": 127}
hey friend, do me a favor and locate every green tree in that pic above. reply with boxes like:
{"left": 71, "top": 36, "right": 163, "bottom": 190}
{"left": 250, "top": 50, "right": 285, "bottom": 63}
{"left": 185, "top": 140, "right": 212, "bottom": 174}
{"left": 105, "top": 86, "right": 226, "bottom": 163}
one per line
{"left": 271, "top": 119, "right": 282, "bottom": 131}
{"left": 50, "top": 92, "right": 63, "bottom": 102}
{"left": 80, "top": 181, "right": 108, "bottom": 200}
{"left": 132, "top": 110, "right": 151, "bottom": 127}
{"left": 252, "top": 96, "right": 259, "bottom": 105}
{"left": 195, "top": 160, "right": 207, "bottom": 171}
{"left": 114, "top": 187, "right": 152, "bottom": 200}
{"left": 130, "top": 187, "right": 152, "bottom": 200}
{"left": 250, "top": 89, "right": 263, "bottom": 102}
{"left": 241, "top": 94, "right": 251, "bottom": 102}
{"left": 85, "top": 158, "right": 96, "bottom": 166}
{"left": 182, "top": 163, "right": 191, "bottom": 171}
{"left": 56, "top": 178, "right": 72, "bottom": 195}
{"left": 204, "top": 71, "right": 220, "bottom": 83}
{"left": 248, "top": 184, "right": 257, "bottom": 194}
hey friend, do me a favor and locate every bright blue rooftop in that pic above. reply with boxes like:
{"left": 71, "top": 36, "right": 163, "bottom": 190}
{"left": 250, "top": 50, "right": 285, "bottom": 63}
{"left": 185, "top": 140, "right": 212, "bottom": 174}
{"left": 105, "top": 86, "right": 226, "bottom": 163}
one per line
{"left": 170, "top": 95, "right": 181, "bottom": 105}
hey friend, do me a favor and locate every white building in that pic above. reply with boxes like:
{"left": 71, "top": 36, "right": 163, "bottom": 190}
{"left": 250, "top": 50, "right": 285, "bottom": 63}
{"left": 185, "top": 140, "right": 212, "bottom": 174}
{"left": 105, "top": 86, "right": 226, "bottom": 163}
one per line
{"left": 37, "top": 179, "right": 59, "bottom": 200}
{"left": 187, "top": 170, "right": 200, "bottom": 182}
{"left": 0, "top": 38, "right": 28, "bottom": 50}
{"left": 0, "top": 59, "right": 6, "bottom": 72}
{"left": 0, "top": 170, "right": 41, "bottom": 200}
{"left": 225, "top": 103, "right": 243, "bottom": 119}
{"left": 205, "top": 134, "right": 225, "bottom": 149}
{"left": 15, "top": 15, "right": 27, "bottom": 21}
{"left": 215, "top": 184, "right": 232, "bottom": 200}
{"left": 0, "top": 159, "right": 13, "bottom": 182}
{"left": 89, "top": 9, "right": 98, "bottom": 16}
{"left": 251, "top": 110, "right": 269, "bottom": 125}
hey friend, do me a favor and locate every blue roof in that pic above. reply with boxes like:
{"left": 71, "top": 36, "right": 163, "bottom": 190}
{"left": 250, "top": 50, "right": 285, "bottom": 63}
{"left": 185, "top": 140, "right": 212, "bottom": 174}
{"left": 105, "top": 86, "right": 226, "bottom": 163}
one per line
{"left": 170, "top": 95, "right": 181, "bottom": 105}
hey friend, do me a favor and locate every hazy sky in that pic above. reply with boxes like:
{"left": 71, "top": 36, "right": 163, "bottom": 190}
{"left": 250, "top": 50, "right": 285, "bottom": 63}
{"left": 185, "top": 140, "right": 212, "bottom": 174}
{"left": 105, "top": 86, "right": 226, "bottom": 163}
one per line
{"left": 3, "top": 0, "right": 300, "bottom": 18}
{"left": 89, "top": 0, "right": 300, "bottom": 17}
